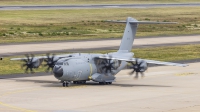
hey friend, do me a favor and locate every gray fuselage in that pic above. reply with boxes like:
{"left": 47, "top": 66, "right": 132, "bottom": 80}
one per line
{"left": 53, "top": 52, "right": 133, "bottom": 82}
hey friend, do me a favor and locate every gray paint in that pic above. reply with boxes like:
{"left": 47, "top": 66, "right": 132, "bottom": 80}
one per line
{"left": 119, "top": 17, "right": 138, "bottom": 52}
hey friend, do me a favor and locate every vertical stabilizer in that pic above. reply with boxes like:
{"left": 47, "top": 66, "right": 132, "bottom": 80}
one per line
{"left": 106, "top": 17, "right": 177, "bottom": 52}
{"left": 118, "top": 17, "right": 138, "bottom": 52}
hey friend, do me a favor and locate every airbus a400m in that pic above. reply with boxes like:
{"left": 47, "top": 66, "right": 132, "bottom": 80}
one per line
{"left": 11, "top": 17, "right": 188, "bottom": 87}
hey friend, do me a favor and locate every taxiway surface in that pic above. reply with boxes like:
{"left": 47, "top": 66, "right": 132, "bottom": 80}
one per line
{"left": 0, "top": 62, "right": 200, "bottom": 112}
{"left": 0, "top": 35, "right": 200, "bottom": 56}
{"left": 0, "top": 3, "right": 200, "bottom": 10}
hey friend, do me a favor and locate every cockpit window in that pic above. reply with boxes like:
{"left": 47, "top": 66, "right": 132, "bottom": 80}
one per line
{"left": 64, "top": 62, "right": 69, "bottom": 66}
{"left": 56, "top": 62, "right": 63, "bottom": 65}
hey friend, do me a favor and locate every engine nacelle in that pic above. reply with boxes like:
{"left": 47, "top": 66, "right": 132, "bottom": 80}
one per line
{"left": 137, "top": 59, "right": 148, "bottom": 72}
{"left": 111, "top": 59, "right": 121, "bottom": 69}
{"left": 96, "top": 59, "right": 121, "bottom": 74}
{"left": 31, "top": 58, "right": 43, "bottom": 68}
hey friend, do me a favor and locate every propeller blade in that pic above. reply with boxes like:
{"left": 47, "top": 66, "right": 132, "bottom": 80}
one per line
{"left": 109, "top": 67, "right": 112, "bottom": 72}
{"left": 135, "top": 58, "right": 138, "bottom": 64}
{"left": 128, "top": 58, "right": 147, "bottom": 79}
{"left": 30, "top": 54, "right": 34, "bottom": 62}
{"left": 129, "top": 70, "right": 135, "bottom": 75}
{"left": 134, "top": 72, "right": 139, "bottom": 79}
{"left": 21, "top": 64, "right": 27, "bottom": 68}
{"left": 45, "top": 66, "right": 51, "bottom": 72}
{"left": 141, "top": 72, "right": 144, "bottom": 77}
{"left": 25, "top": 66, "right": 29, "bottom": 73}
{"left": 46, "top": 53, "right": 50, "bottom": 58}
{"left": 43, "top": 53, "right": 58, "bottom": 72}
{"left": 22, "top": 59, "right": 28, "bottom": 63}
{"left": 30, "top": 68, "right": 34, "bottom": 73}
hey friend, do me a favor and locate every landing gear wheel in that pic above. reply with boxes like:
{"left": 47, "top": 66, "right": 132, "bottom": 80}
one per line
{"left": 99, "top": 82, "right": 107, "bottom": 85}
{"left": 62, "top": 81, "right": 69, "bottom": 87}
{"left": 108, "top": 82, "right": 112, "bottom": 84}
{"left": 73, "top": 81, "right": 77, "bottom": 84}
{"left": 63, "top": 82, "right": 66, "bottom": 87}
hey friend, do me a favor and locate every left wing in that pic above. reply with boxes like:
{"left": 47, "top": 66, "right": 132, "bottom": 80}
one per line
{"left": 10, "top": 54, "right": 71, "bottom": 61}
{"left": 98, "top": 56, "right": 188, "bottom": 67}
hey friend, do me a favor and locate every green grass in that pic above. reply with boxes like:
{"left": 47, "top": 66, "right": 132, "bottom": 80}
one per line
{"left": 0, "top": 0, "right": 199, "bottom": 5}
{"left": 0, "top": 44, "right": 200, "bottom": 75}
{"left": 0, "top": 7, "right": 200, "bottom": 43}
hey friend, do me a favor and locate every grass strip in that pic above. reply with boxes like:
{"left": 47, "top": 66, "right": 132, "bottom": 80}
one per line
{"left": 0, "top": 7, "right": 200, "bottom": 43}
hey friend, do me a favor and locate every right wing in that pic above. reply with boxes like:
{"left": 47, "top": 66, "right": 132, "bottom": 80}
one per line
{"left": 98, "top": 56, "right": 188, "bottom": 67}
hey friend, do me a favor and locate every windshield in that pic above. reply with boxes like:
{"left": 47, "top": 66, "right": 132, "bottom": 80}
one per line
{"left": 56, "top": 61, "right": 63, "bottom": 65}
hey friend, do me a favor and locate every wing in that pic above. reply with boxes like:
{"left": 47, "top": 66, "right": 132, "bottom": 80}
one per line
{"left": 98, "top": 56, "right": 188, "bottom": 67}
{"left": 10, "top": 54, "right": 71, "bottom": 61}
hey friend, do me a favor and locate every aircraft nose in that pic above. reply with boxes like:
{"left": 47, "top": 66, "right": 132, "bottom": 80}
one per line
{"left": 53, "top": 65, "right": 63, "bottom": 78}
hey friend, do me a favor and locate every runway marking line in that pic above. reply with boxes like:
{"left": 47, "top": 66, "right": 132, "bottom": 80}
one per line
{"left": 175, "top": 72, "right": 197, "bottom": 76}
{"left": 0, "top": 88, "right": 40, "bottom": 112}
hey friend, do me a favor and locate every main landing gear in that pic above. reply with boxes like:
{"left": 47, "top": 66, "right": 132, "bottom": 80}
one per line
{"left": 73, "top": 80, "right": 86, "bottom": 84}
{"left": 99, "top": 82, "right": 112, "bottom": 85}
{"left": 62, "top": 81, "right": 70, "bottom": 87}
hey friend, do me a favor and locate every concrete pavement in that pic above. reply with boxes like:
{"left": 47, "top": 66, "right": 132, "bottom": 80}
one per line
{"left": 0, "top": 62, "right": 200, "bottom": 112}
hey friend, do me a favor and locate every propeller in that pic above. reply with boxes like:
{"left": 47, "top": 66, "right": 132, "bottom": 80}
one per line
{"left": 21, "top": 54, "right": 36, "bottom": 73}
{"left": 43, "top": 53, "right": 58, "bottom": 72}
{"left": 101, "top": 59, "right": 115, "bottom": 75}
{"left": 128, "top": 58, "right": 147, "bottom": 79}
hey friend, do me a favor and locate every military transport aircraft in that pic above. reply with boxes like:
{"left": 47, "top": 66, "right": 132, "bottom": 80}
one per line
{"left": 11, "top": 17, "right": 188, "bottom": 87}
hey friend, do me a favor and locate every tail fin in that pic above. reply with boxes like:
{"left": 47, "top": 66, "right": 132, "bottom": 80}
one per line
{"left": 106, "top": 17, "right": 177, "bottom": 52}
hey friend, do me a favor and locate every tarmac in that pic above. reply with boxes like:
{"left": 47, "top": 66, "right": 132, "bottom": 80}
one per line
{"left": 0, "top": 62, "right": 200, "bottom": 112}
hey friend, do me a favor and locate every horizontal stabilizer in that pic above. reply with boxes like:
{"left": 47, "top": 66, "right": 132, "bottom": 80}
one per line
{"left": 106, "top": 20, "right": 177, "bottom": 24}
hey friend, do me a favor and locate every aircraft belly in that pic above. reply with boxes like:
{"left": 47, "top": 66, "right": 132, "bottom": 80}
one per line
{"left": 91, "top": 73, "right": 115, "bottom": 82}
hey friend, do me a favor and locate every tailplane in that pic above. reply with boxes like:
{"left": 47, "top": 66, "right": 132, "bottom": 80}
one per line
{"left": 106, "top": 17, "right": 177, "bottom": 52}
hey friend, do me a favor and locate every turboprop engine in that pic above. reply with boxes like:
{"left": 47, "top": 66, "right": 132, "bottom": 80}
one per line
{"left": 98, "top": 59, "right": 121, "bottom": 75}
{"left": 21, "top": 54, "right": 42, "bottom": 73}
{"left": 128, "top": 58, "right": 148, "bottom": 78}
{"left": 43, "top": 53, "right": 60, "bottom": 72}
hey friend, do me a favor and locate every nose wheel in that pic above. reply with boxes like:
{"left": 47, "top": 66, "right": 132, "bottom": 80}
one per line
{"left": 62, "top": 81, "right": 70, "bottom": 87}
